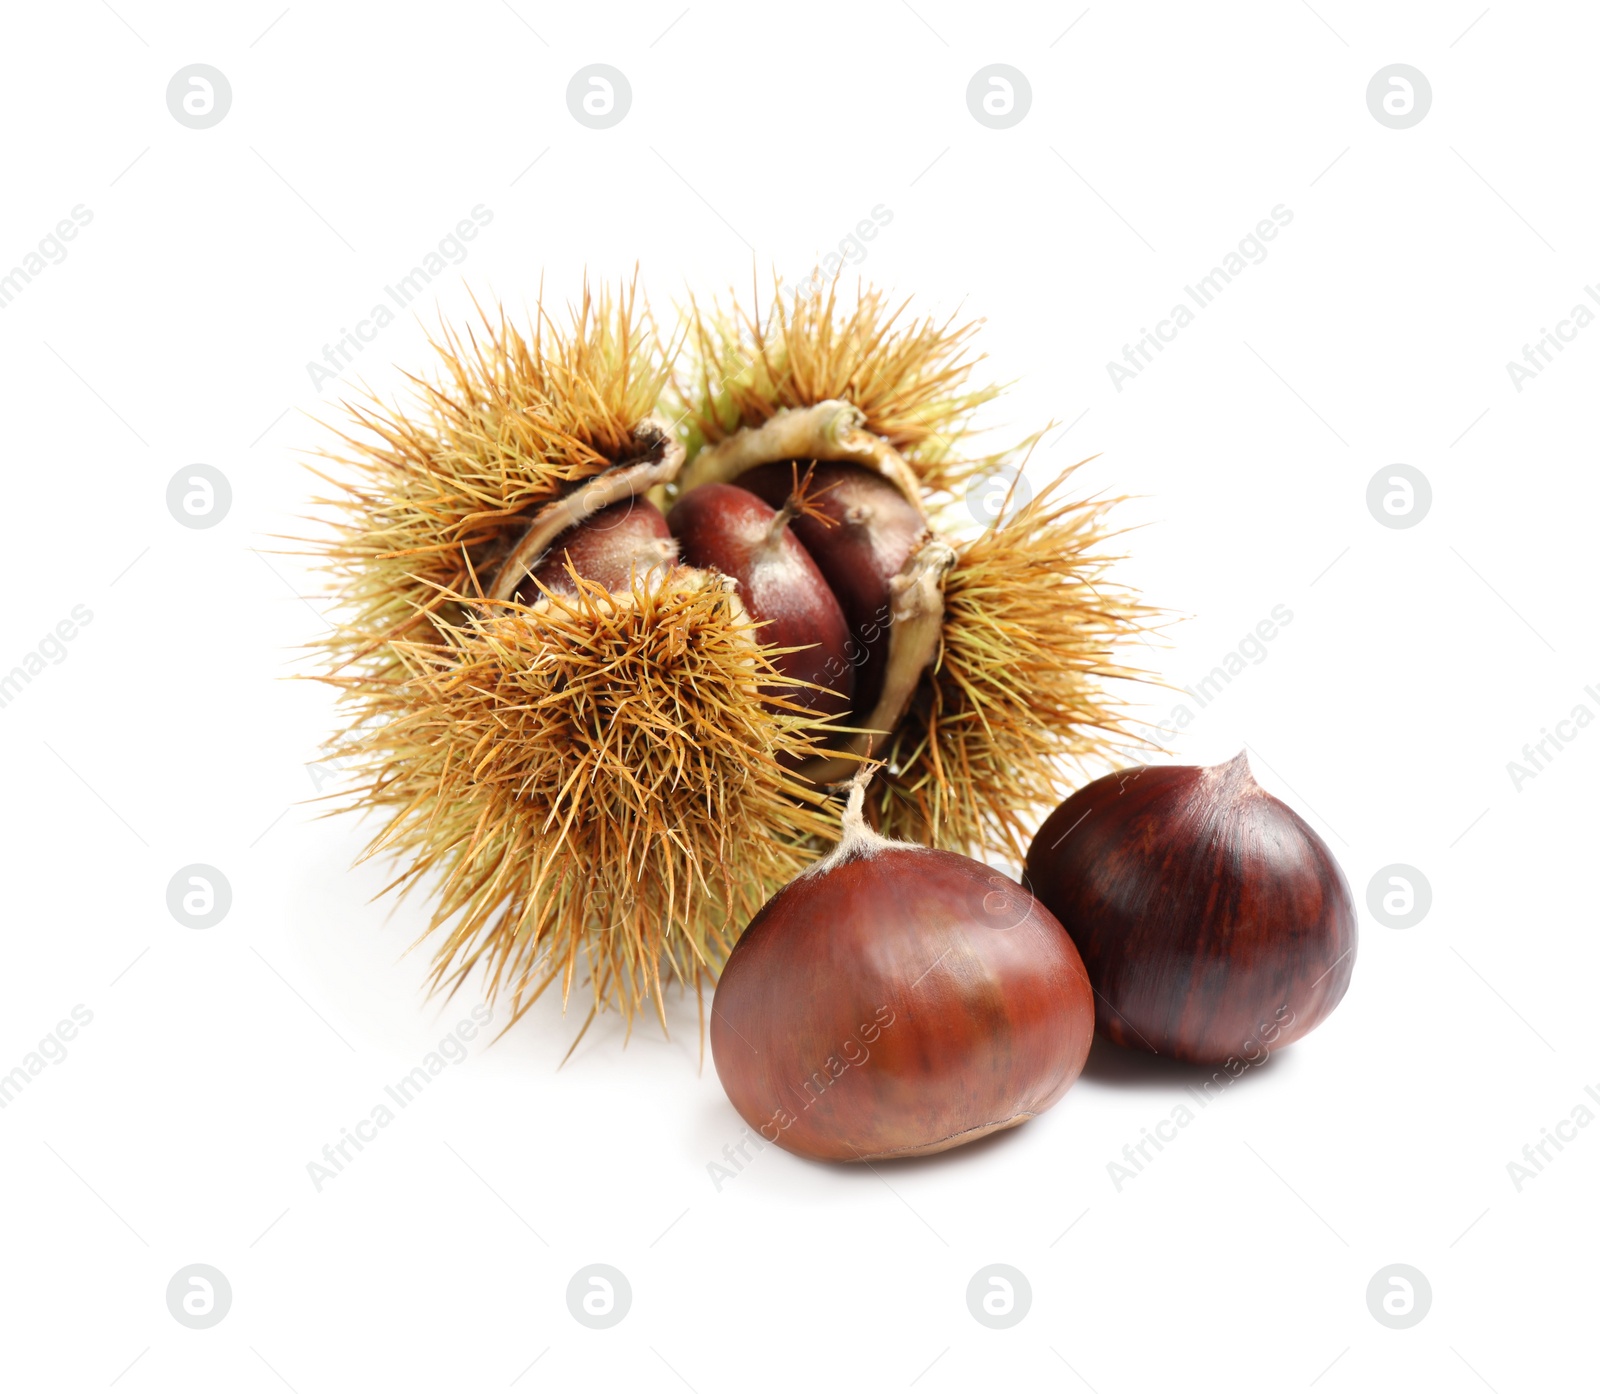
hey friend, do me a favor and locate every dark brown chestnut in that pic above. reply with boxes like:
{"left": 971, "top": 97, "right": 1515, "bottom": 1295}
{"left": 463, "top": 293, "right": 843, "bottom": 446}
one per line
{"left": 668, "top": 482, "right": 854, "bottom": 721}
{"left": 738, "top": 460, "right": 926, "bottom": 718}
{"left": 711, "top": 778, "right": 1095, "bottom": 1161}
{"left": 515, "top": 497, "right": 676, "bottom": 601}
{"left": 1024, "top": 753, "right": 1356, "bottom": 1065}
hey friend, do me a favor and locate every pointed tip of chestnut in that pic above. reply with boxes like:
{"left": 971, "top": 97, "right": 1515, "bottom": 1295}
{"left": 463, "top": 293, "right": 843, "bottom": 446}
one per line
{"left": 1207, "top": 749, "right": 1259, "bottom": 793}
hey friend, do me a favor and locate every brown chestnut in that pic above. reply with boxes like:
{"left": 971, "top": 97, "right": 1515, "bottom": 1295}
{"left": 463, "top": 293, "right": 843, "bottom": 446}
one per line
{"left": 711, "top": 778, "right": 1095, "bottom": 1161}
{"left": 668, "top": 482, "right": 854, "bottom": 721}
{"left": 515, "top": 497, "right": 676, "bottom": 601}
{"left": 1024, "top": 753, "right": 1357, "bottom": 1065}
{"left": 738, "top": 460, "right": 926, "bottom": 718}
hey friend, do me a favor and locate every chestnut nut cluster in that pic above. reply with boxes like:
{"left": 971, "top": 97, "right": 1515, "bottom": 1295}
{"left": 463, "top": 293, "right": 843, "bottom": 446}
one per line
{"left": 519, "top": 418, "right": 943, "bottom": 777}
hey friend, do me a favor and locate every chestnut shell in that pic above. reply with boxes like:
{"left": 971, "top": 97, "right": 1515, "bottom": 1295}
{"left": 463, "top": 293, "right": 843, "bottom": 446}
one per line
{"left": 738, "top": 460, "right": 925, "bottom": 719}
{"left": 1024, "top": 754, "right": 1356, "bottom": 1065}
{"left": 710, "top": 843, "right": 1095, "bottom": 1161}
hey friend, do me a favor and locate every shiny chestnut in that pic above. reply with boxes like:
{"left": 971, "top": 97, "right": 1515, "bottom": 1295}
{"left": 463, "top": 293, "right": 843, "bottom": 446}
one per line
{"left": 711, "top": 780, "right": 1095, "bottom": 1160}
{"left": 1025, "top": 753, "right": 1356, "bottom": 1065}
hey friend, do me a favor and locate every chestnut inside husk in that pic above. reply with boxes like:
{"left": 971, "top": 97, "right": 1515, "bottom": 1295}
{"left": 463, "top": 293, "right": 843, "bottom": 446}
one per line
{"left": 518, "top": 497, "right": 676, "bottom": 601}
{"left": 668, "top": 481, "right": 855, "bottom": 722}
{"left": 738, "top": 460, "right": 925, "bottom": 717}
{"left": 491, "top": 398, "right": 953, "bottom": 781}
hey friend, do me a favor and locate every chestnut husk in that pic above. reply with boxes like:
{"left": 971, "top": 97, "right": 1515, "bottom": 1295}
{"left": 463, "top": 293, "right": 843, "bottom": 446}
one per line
{"left": 711, "top": 781, "right": 1095, "bottom": 1161}
{"left": 313, "top": 280, "right": 1155, "bottom": 1040}
{"left": 1024, "top": 753, "right": 1356, "bottom": 1065}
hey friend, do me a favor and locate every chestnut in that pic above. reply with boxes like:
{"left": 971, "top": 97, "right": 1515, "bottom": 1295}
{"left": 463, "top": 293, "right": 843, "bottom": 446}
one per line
{"left": 667, "top": 482, "right": 855, "bottom": 721}
{"left": 1025, "top": 753, "right": 1356, "bottom": 1065}
{"left": 711, "top": 777, "right": 1095, "bottom": 1160}
{"left": 738, "top": 460, "right": 925, "bottom": 719}
{"left": 515, "top": 497, "right": 676, "bottom": 601}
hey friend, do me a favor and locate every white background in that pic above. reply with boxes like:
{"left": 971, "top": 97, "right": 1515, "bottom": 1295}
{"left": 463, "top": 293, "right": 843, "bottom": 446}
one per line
{"left": 1, "top": 2, "right": 1595, "bottom": 1390}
